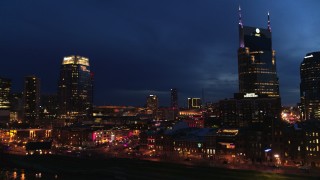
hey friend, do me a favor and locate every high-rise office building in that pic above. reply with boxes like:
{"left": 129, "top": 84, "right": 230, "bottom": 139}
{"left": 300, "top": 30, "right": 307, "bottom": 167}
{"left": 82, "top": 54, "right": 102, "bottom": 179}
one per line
{"left": 300, "top": 52, "right": 320, "bottom": 120}
{"left": 0, "top": 77, "right": 11, "bottom": 110}
{"left": 170, "top": 88, "right": 179, "bottom": 120}
{"left": 230, "top": 7, "right": 283, "bottom": 162}
{"left": 147, "top": 95, "right": 158, "bottom": 112}
{"left": 238, "top": 7, "right": 279, "bottom": 98}
{"left": 58, "top": 55, "right": 93, "bottom": 122}
{"left": 0, "top": 78, "right": 11, "bottom": 124}
{"left": 220, "top": 93, "right": 281, "bottom": 128}
{"left": 23, "top": 76, "right": 40, "bottom": 125}
{"left": 170, "top": 88, "right": 178, "bottom": 110}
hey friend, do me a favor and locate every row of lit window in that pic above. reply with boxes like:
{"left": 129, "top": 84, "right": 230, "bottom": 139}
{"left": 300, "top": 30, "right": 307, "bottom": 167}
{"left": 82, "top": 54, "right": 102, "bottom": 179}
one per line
{"left": 240, "top": 71, "right": 276, "bottom": 74}
{"left": 308, "top": 139, "right": 319, "bottom": 144}
{"left": 306, "top": 146, "right": 319, "bottom": 152}
{"left": 308, "top": 153, "right": 318, "bottom": 156}
{"left": 249, "top": 68, "right": 272, "bottom": 71}
{"left": 254, "top": 83, "right": 276, "bottom": 85}
{"left": 301, "top": 67, "right": 320, "bottom": 70}
{"left": 253, "top": 90, "right": 276, "bottom": 93}
{"left": 306, "top": 132, "right": 319, "bottom": 136}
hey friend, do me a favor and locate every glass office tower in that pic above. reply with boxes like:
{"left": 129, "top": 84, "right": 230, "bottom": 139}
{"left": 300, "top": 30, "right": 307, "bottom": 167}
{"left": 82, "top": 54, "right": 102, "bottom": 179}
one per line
{"left": 58, "top": 55, "right": 93, "bottom": 122}
{"left": 0, "top": 77, "right": 11, "bottom": 110}
{"left": 23, "top": 76, "right": 40, "bottom": 125}
{"left": 300, "top": 52, "right": 320, "bottom": 120}
{"left": 238, "top": 9, "right": 279, "bottom": 98}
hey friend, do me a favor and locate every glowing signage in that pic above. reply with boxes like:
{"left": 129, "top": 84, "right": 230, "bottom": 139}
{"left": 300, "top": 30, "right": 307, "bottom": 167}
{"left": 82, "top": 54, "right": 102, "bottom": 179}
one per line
{"left": 222, "top": 129, "right": 239, "bottom": 134}
{"left": 264, "top": 148, "right": 271, "bottom": 152}
{"left": 244, "top": 93, "right": 258, "bottom": 98}
{"left": 254, "top": 28, "right": 261, "bottom": 37}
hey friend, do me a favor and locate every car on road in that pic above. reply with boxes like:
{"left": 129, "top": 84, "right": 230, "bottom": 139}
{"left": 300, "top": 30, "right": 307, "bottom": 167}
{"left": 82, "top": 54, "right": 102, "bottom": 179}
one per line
{"left": 298, "top": 165, "right": 310, "bottom": 172}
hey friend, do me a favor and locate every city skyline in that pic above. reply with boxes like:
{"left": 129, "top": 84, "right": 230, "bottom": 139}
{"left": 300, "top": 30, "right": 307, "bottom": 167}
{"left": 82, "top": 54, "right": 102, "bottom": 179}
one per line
{"left": 1, "top": 1, "right": 320, "bottom": 106}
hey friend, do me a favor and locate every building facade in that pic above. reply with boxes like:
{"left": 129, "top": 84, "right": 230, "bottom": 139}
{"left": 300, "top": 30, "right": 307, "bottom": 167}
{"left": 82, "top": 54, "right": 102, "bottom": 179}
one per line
{"left": 58, "top": 55, "right": 93, "bottom": 122}
{"left": 23, "top": 76, "right": 40, "bottom": 126}
{"left": 285, "top": 121, "right": 320, "bottom": 167}
{"left": 146, "top": 95, "right": 158, "bottom": 119}
{"left": 0, "top": 78, "right": 11, "bottom": 110}
{"left": 9, "top": 92, "right": 23, "bottom": 122}
{"left": 170, "top": 88, "right": 179, "bottom": 120}
{"left": 170, "top": 88, "right": 178, "bottom": 110}
{"left": 300, "top": 52, "right": 320, "bottom": 120}
{"left": 238, "top": 8, "right": 279, "bottom": 98}
{"left": 220, "top": 93, "right": 281, "bottom": 128}
{"left": 0, "top": 78, "right": 11, "bottom": 125}
{"left": 40, "top": 94, "right": 59, "bottom": 127}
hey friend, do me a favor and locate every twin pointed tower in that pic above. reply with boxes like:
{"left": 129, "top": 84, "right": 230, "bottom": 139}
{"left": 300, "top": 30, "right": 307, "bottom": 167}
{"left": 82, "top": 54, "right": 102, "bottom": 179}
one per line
{"left": 237, "top": 6, "right": 280, "bottom": 98}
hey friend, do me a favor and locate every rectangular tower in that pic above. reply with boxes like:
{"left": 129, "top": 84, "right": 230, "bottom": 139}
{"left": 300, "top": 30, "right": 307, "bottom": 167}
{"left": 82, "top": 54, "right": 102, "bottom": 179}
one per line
{"left": 300, "top": 52, "right": 320, "bottom": 120}
{"left": 170, "top": 88, "right": 178, "bottom": 110}
{"left": 0, "top": 77, "right": 11, "bottom": 110}
{"left": 238, "top": 10, "right": 279, "bottom": 98}
{"left": 58, "top": 55, "right": 93, "bottom": 122}
{"left": 0, "top": 77, "right": 11, "bottom": 124}
{"left": 147, "top": 95, "right": 158, "bottom": 119}
{"left": 23, "top": 76, "right": 40, "bottom": 125}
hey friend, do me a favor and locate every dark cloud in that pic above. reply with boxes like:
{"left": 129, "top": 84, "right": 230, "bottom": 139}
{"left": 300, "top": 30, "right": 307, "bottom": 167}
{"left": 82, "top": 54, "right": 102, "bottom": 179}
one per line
{"left": 1, "top": 0, "right": 319, "bottom": 107}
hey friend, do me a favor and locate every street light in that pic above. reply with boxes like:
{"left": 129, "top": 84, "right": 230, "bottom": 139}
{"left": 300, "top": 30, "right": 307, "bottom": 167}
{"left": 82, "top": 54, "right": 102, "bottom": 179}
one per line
{"left": 264, "top": 149, "right": 272, "bottom": 165}
{"left": 274, "top": 154, "right": 281, "bottom": 167}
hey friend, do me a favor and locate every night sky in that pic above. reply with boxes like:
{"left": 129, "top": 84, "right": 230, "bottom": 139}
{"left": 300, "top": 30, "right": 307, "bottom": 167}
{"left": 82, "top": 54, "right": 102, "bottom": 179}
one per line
{"left": 1, "top": 0, "right": 319, "bottom": 107}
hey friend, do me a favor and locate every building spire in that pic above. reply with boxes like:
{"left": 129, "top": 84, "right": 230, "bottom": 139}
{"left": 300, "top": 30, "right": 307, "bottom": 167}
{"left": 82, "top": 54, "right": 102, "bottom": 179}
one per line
{"left": 239, "top": 5, "right": 243, "bottom": 28}
{"left": 268, "top": 11, "right": 271, "bottom": 32}
{"left": 239, "top": 5, "right": 244, "bottom": 48}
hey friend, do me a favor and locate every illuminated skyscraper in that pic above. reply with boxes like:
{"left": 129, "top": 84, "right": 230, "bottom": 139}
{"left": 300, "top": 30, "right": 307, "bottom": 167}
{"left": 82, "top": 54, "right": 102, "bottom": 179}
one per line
{"left": 300, "top": 52, "right": 320, "bottom": 120}
{"left": 9, "top": 92, "right": 23, "bottom": 122}
{"left": 23, "top": 76, "right": 40, "bottom": 125}
{"left": 0, "top": 77, "right": 11, "bottom": 110}
{"left": 170, "top": 88, "right": 178, "bottom": 110}
{"left": 147, "top": 95, "right": 158, "bottom": 112}
{"left": 58, "top": 55, "right": 93, "bottom": 122}
{"left": 147, "top": 95, "right": 158, "bottom": 119}
{"left": 0, "top": 78, "right": 11, "bottom": 124}
{"left": 238, "top": 7, "right": 279, "bottom": 97}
